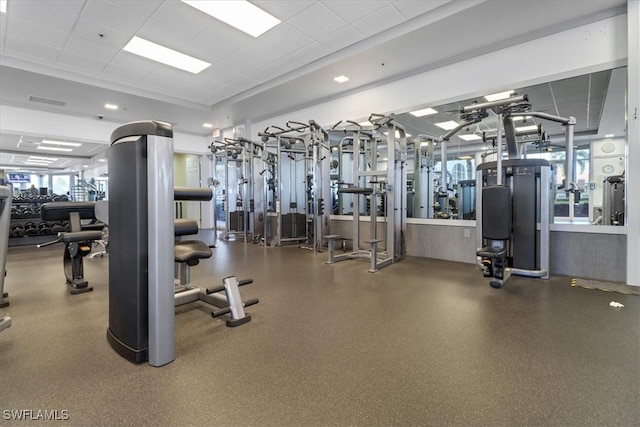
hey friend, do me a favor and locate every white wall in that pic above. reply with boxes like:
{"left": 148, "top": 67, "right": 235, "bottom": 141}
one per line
{"left": 252, "top": 14, "right": 627, "bottom": 138}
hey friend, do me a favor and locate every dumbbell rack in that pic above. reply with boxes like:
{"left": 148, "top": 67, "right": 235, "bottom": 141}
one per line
{"left": 9, "top": 195, "right": 71, "bottom": 247}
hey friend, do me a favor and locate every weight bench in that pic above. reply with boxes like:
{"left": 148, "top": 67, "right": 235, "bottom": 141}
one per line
{"left": 38, "top": 202, "right": 104, "bottom": 294}
{"left": 174, "top": 218, "right": 258, "bottom": 327}
{"left": 476, "top": 185, "right": 511, "bottom": 288}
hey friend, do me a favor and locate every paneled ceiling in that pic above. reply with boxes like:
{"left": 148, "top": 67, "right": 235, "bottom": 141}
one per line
{"left": 0, "top": 0, "right": 628, "bottom": 172}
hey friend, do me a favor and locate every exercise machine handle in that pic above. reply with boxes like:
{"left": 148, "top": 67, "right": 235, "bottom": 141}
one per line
{"left": 37, "top": 236, "right": 62, "bottom": 248}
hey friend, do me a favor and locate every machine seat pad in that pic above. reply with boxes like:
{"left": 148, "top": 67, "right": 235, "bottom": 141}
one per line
{"left": 338, "top": 186, "right": 373, "bottom": 195}
{"left": 40, "top": 202, "right": 96, "bottom": 221}
{"left": 61, "top": 230, "right": 104, "bottom": 243}
{"left": 175, "top": 240, "right": 212, "bottom": 263}
{"left": 477, "top": 246, "right": 507, "bottom": 258}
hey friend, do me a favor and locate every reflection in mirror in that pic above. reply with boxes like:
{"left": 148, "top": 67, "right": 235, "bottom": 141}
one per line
{"left": 395, "top": 66, "right": 626, "bottom": 225}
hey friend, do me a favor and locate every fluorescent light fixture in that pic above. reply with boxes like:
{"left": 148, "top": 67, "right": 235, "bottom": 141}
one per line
{"left": 409, "top": 107, "right": 437, "bottom": 117}
{"left": 36, "top": 146, "right": 74, "bottom": 152}
{"left": 24, "top": 160, "right": 50, "bottom": 165}
{"left": 516, "top": 125, "right": 539, "bottom": 132}
{"left": 28, "top": 156, "right": 58, "bottom": 162}
{"left": 334, "top": 75, "right": 349, "bottom": 83}
{"left": 358, "top": 121, "right": 370, "bottom": 126}
{"left": 98, "top": 159, "right": 106, "bottom": 162}
{"left": 459, "top": 134, "right": 481, "bottom": 141}
{"left": 123, "top": 36, "right": 211, "bottom": 74}
{"left": 41, "top": 140, "right": 82, "bottom": 147}
{"left": 0, "top": 0, "right": 6, "bottom": 13}
{"left": 435, "top": 120, "right": 459, "bottom": 130}
{"left": 82, "top": 165, "right": 89, "bottom": 168}
{"left": 104, "top": 103, "right": 118, "bottom": 110}
{"left": 458, "top": 155, "right": 473, "bottom": 160}
{"left": 605, "top": 134, "right": 614, "bottom": 138}
{"left": 181, "top": 0, "right": 280, "bottom": 38}
{"left": 512, "top": 116, "right": 532, "bottom": 121}
{"left": 203, "top": 123, "right": 214, "bottom": 128}
{"left": 484, "top": 90, "right": 515, "bottom": 102}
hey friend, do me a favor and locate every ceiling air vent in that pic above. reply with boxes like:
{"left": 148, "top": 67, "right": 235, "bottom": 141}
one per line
{"left": 28, "top": 96, "right": 67, "bottom": 107}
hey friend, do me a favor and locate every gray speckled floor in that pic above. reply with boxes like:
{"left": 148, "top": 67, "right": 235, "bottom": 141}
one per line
{"left": 1, "top": 240, "right": 639, "bottom": 427}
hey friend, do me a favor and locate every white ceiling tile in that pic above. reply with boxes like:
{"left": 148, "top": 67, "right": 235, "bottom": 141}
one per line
{"left": 212, "top": 52, "right": 256, "bottom": 79}
{"left": 109, "top": 0, "right": 163, "bottom": 16}
{"left": 208, "top": 85, "right": 242, "bottom": 104}
{"left": 235, "top": 40, "right": 286, "bottom": 70}
{"left": 290, "top": 42, "right": 332, "bottom": 64}
{"left": 352, "top": 4, "right": 405, "bottom": 37}
{"left": 390, "top": 1, "right": 450, "bottom": 20}
{"left": 41, "top": 1, "right": 87, "bottom": 14}
{"left": 260, "top": 23, "right": 314, "bottom": 55}
{"left": 4, "top": 36, "right": 61, "bottom": 63}
{"left": 189, "top": 24, "right": 252, "bottom": 63}
{"left": 288, "top": 3, "right": 348, "bottom": 40}
{"left": 109, "top": 51, "right": 160, "bottom": 75}
{"left": 100, "top": 63, "right": 151, "bottom": 84}
{"left": 81, "top": 1, "right": 148, "bottom": 34}
{"left": 136, "top": 19, "right": 197, "bottom": 52}
{"left": 323, "top": 1, "right": 389, "bottom": 23}
{"left": 65, "top": 35, "right": 120, "bottom": 62}
{"left": 72, "top": 18, "right": 133, "bottom": 49}
{"left": 150, "top": 1, "right": 212, "bottom": 41}
{"left": 6, "top": 17, "right": 68, "bottom": 49}
{"left": 319, "top": 25, "right": 365, "bottom": 51}
{"left": 253, "top": 1, "right": 315, "bottom": 21}
{"left": 248, "top": 55, "right": 306, "bottom": 83}
{"left": 9, "top": 0, "right": 78, "bottom": 33}
{"left": 227, "top": 75, "right": 261, "bottom": 91}
{"left": 57, "top": 51, "right": 109, "bottom": 73}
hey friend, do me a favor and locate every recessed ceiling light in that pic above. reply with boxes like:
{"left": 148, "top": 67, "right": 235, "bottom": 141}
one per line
{"left": 334, "top": 75, "right": 349, "bottom": 83}
{"left": 24, "top": 160, "right": 50, "bottom": 165}
{"left": 409, "top": 107, "right": 437, "bottom": 117}
{"left": 41, "top": 140, "right": 82, "bottom": 147}
{"left": 435, "top": 120, "right": 459, "bottom": 130}
{"left": 123, "top": 36, "right": 211, "bottom": 74}
{"left": 512, "top": 116, "right": 532, "bottom": 121}
{"left": 105, "top": 103, "right": 118, "bottom": 110}
{"left": 516, "top": 125, "right": 539, "bottom": 132}
{"left": 605, "top": 134, "right": 614, "bottom": 138}
{"left": 484, "top": 90, "right": 515, "bottom": 102}
{"left": 0, "top": 0, "right": 6, "bottom": 13}
{"left": 98, "top": 159, "right": 106, "bottom": 162}
{"left": 203, "top": 123, "right": 214, "bottom": 128}
{"left": 82, "top": 165, "right": 89, "bottom": 168}
{"left": 36, "top": 146, "right": 74, "bottom": 152}
{"left": 458, "top": 155, "right": 473, "bottom": 160}
{"left": 358, "top": 121, "right": 370, "bottom": 126}
{"left": 459, "top": 134, "right": 481, "bottom": 141}
{"left": 181, "top": 0, "right": 280, "bottom": 38}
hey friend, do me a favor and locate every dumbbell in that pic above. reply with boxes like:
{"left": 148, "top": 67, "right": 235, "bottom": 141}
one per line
{"left": 62, "top": 221, "right": 71, "bottom": 232}
{"left": 51, "top": 222, "right": 65, "bottom": 234}
{"left": 10, "top": 206, "right": 19, "bottom": 218}
{"left": 24, "top": 222, "right": 38, "bottom": 236}
{"left": 38, "top": 222, "right": 52, "bottom": 235}
{"left": 10, "top": 225, "right": 25, "bottom": 238}
{"left": 21, "top": 207, "right": 34, "bottom": 217}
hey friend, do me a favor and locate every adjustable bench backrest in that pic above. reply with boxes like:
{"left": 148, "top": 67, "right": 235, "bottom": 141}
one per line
{"left": 40, "top": 202, "right": 97, "bottom": 232}
{"left": 482, "top": 185, "right": 511, "bottom": 241}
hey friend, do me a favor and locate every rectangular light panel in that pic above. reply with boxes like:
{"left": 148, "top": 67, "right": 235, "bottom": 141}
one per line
{"left": 36, "top": 146, "right": 73, "bottom": 152}
{"left": 181, "top": 1, "right": 280, "bottom": 38}
{"left": 516, "top": 125, "right": 539, "bottom": 132}
{"left": 435, "top": 120, "right": 459, "bottom": 130}
{"left": 459, "top": 134, "right": 481, "bottom": 141}
{"left": 0, "top": 0, "right": 6, "bottom": 13}
{"left": 41, "top": 140, "right": 82, "bottom": 147}
{"left": 123, "top": 36, "right": 211, "bottom": 74}
{"left": 484, "top": 90, "right": 515, "bottom": 102}
{"left": 409, "top": 107, "right": 437, "bottom": 117}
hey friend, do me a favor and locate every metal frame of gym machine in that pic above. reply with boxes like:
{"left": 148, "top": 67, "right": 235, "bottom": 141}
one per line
{"left": 210, "top": 137, "right": 256, "bottom": 242}
{"left": 0, "top": 169, "right": 12, "bottom": 333}
{"left": 440, "top": 94, "right": 577, "bottom": 287}
{"left": 258, "top": 120, "right": 331, "bottom": 254}
{"left": 324, "top": 114, "right": 407, "bottom": 272}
